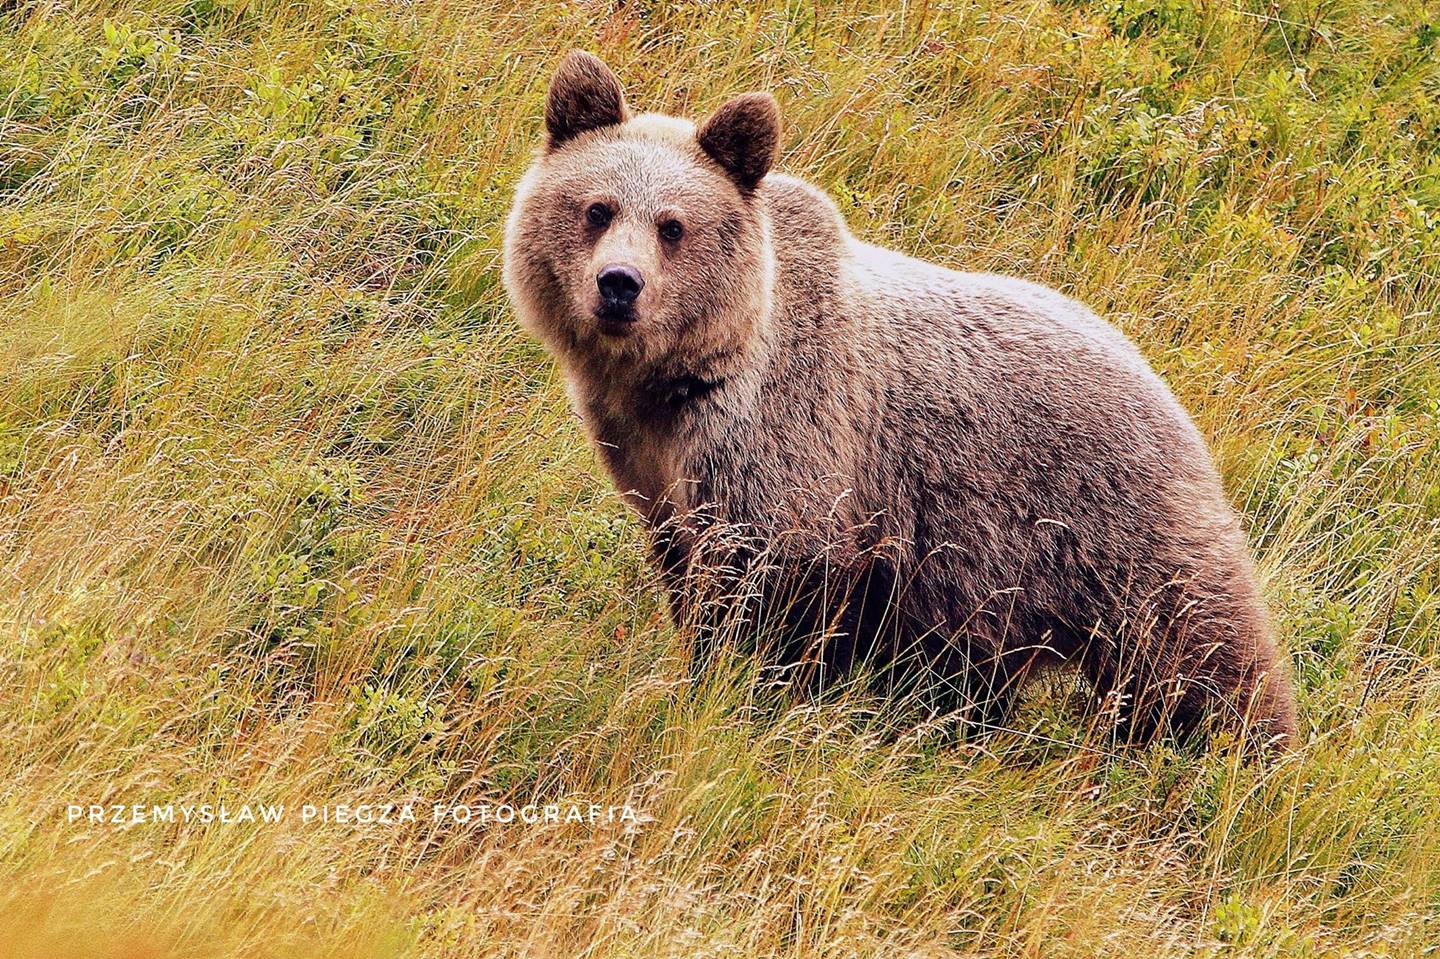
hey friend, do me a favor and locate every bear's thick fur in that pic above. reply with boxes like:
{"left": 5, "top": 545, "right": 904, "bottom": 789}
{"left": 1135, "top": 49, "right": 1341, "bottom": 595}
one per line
{"left": 503, "top": 52, "right": 1296, "bottom": 748}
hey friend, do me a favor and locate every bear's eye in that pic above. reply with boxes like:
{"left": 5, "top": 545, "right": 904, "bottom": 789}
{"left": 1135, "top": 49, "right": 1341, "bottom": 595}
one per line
{"left": 659, "top": 219, "right": 684, "bottom": 243}
{"left": 586, "top": 203, "right": 612, "bottom": 228}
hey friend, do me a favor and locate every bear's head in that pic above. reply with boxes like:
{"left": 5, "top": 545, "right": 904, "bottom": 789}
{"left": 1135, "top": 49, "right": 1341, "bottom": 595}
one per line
{"left": 504, "top": 52, "right": 780, "bottom": 369}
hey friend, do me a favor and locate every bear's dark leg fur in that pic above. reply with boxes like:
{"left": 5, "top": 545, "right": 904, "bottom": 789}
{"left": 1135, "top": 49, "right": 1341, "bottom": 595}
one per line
{"left": 1076, "top": 573, "right": 1296, "bottom": 749}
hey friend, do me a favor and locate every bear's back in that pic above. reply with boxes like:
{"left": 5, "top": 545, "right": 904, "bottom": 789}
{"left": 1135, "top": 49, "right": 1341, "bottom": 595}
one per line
{"left": 753, "top": 172, "right": 1238, "bottom": 618}
{"left": 760, "top": 173, "right": 1159, "bottom": 391}
{"left": 757, "top": 173, "right": 1212, "bottom": 492}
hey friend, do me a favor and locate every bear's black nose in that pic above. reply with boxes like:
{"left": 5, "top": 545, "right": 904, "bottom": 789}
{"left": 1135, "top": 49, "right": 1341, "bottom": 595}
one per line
{"left": 597, "top": 264, "right": 645, "bottom": 307}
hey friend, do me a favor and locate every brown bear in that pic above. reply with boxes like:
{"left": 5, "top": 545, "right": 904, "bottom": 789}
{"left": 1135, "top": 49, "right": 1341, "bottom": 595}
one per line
{"left": 503, "top": 51, "right": 1297, "bottom": 749}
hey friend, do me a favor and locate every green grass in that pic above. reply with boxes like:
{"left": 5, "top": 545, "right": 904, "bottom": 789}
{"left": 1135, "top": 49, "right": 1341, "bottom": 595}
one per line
{"left": 1, "top": 0, "right": 1437, "bottom": 955}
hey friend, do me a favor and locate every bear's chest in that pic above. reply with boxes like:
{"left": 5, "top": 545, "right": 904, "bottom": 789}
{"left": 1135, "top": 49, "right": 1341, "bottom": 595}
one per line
{"left": 573, "top": 389, "right": 691, "bottom": 527}
{"left": 595, "top": 424, "right": 681, "bottom": 523}
{"left": 572, "top": 370, "right": 734, "bottom": 525}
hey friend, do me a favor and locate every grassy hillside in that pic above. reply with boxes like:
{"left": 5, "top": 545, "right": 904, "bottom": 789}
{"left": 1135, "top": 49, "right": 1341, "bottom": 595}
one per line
{"left": 1, "top": 0, "right": 1437, "bottom": 955}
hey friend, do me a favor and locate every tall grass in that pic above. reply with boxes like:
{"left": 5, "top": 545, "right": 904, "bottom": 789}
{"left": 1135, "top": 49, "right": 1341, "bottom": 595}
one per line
{"left": 0, "top": 0, "right": 1436, "bottom": 955}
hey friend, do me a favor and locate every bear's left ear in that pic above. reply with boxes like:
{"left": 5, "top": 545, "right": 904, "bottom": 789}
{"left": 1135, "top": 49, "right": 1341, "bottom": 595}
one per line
{"left": 697, "top": 92, "right": 781, "bottom": 190}
{"left": 545, "top": 51, "right": 629, "bottom": 150}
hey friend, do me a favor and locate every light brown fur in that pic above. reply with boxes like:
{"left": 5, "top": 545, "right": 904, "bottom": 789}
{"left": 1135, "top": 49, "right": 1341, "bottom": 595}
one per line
{"left": 503, "top": 52, "right": 1297, "bottom": 749}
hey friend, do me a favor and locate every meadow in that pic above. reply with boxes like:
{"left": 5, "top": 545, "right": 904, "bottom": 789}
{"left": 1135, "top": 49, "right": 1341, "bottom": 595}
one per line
{"left": 1, "top": 0, "right": 1437, "bottom": 955}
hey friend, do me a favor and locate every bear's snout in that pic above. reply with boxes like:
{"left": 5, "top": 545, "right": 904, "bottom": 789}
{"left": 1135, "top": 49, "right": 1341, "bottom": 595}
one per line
{"left": 596, "top": 263, "right": 645, "bottom": 316}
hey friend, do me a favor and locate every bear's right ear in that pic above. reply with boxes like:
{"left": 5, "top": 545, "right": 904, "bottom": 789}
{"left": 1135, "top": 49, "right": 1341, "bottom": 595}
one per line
{"left": 545, "top": 51, "right": 629, "bottom": 151}
{"left": 697, "top": 92, "right": 781, "bottom": 190}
